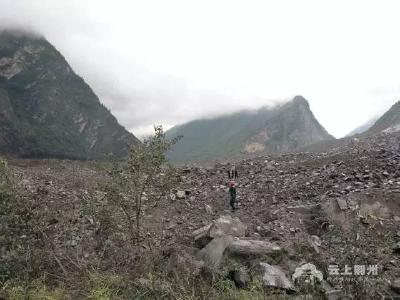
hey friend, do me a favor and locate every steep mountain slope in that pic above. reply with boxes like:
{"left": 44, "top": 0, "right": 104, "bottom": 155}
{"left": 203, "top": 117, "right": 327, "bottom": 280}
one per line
{"left": 0, "top": 30, "right": 139, "bottom": 159}
{"left": 367, "top": 101, "right": 400, "bottom": 134}
{"left": 166, "top": 96, "right": 334, "bottom": 163}
{"left": 346, "top": 117, "right": 378, "bottom": 137}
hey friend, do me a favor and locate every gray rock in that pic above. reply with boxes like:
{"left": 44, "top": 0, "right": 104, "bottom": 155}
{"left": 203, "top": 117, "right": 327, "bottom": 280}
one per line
{"left": 209, "top": 215, "right": 247, "bottom": 238}
{"left": 322, "top": 281, "right": 343, "bottom": 300}
{"left": 390, "top": 279, "right": 400, "bottom": 294}
{"left": 196, "top": 235, "right": 234, "bottom": 271}
{"left": 310, "top": 235, "right": 322, "bottom": 247}
{"left": 287, "top": 204, "right": 319, "bottom": 214}
{"left": 258, "top": 263, "right": 296, "bottom": 293}
{"left": 176, "top": 190, "right": 186, "bottom": 199}
{"left": 228, "top": 238, "right": 282, "bottom": 257}
{"left": 205, "top": 204, "right": 213, "bottom": 215}
{"left": 292, "top": 263, "right": 323, "bottom": 286}
{"left": 336, "top": 198, "right": 348, "bottom": 210}
{"left": 393, "top": 242, "right": 400, "bottom": 254}
{"left": 192, "top": 215, "right": 247, "bottom": 242}
{"left": 230, "top": 267, "right": 250, "bottom": 288}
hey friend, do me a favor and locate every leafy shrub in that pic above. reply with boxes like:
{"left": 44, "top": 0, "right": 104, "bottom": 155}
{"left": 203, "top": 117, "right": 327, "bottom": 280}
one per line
{"left": 93, "top": 126, "right": 181, "bottom": 245}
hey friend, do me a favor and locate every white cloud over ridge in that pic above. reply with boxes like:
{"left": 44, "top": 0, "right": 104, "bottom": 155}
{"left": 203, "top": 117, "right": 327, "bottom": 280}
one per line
{"left": 1, "top": 0, "right": 399, "bottom": 137}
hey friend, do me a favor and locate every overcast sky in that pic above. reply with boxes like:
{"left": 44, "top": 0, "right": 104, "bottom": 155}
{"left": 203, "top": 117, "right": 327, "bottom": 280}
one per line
{"left": 1, "top": 0, "right": 400, "bottom": 138}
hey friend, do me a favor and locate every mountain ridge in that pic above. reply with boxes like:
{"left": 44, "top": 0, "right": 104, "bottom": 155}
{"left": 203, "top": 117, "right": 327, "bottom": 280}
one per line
{"left": 166, "top": 96, "right": 334, "bottom": 164}
{"left": 346, "top": 117, "right": 378, "bottom": 137}
{"left": 366, "top": 101, "right": 400, "bottom": 135}
{"left": 0, "top": 29, "right": 140, "bottom": 159}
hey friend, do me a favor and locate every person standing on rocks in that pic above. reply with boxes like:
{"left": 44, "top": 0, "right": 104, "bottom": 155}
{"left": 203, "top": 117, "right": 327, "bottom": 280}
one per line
{"left": 228, "top": 165, "right": 238, "bottom": 179}
{"left": 229, "top": 180, "right": 237, "bottom": 211}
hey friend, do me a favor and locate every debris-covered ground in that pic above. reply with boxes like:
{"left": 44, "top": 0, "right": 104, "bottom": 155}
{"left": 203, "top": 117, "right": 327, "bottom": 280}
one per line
{"left": 5, "top": 132, "right": 400, "bottom": 299}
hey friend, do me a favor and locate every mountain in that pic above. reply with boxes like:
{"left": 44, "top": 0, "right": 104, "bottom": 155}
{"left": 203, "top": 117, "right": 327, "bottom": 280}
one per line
{"left": 166, "top": 96, "right": 334, "bottom": 163}
{"left": 0, "top": 30, "right": 140, "bottom": 159}
{"left": 346, "top": 117, "right": 378, "bottom": 137}
{"left": 366, "top": 101, "right": 400, "bottom": 135}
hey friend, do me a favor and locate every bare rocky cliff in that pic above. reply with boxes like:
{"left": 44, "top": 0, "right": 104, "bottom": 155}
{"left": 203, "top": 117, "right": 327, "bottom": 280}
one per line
{"left": 366, "top": 101, "right": 400, "bottom": 135}
{"left": 166, "top": 95, "right": 334, "bottom": 163}
{"left": 0, "top": 30, "right": 140, "bottom": 159}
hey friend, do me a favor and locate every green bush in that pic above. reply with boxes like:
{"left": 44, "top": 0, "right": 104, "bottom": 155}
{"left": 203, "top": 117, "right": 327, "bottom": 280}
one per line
{"left": 93, "top": 126, "right": 181, "bottom": 245}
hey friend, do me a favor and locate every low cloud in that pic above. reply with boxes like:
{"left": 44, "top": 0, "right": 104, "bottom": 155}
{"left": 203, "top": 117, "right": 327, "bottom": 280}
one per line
{"left": 1, "top": 0, "right": 400, "bottom": 138}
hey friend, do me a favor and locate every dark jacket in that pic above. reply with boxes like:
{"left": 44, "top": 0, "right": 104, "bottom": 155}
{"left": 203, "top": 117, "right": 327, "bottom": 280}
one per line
{"left": 229, "top": 186, "right": 236, "bottom": 198}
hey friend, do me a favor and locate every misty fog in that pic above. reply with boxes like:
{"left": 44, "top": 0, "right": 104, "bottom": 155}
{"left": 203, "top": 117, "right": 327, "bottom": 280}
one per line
{"left": 1, "top": 0, "right": 400, "bottom": 137}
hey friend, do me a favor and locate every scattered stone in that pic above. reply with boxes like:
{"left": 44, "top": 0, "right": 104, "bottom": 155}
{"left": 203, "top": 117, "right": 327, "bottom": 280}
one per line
{"left": 258, "top": 263, "right": 296, "bottom": 293}
{"left": 336, "top": 198, "right": 348, "bottom": 210}
{"left": 359, "top": 215, "right": 370, "bottom": 225}
{"left": 209, "top": 215, "right": 247, "bottom": 238}
{"left": 310, "top": 235, "right": 322, "bottom": 247}
{"left": 47, "top": 218, "right": 58, "bottom": 225}
{"left": 176, "top": 190, "right": 186, "bottom": 199}
{"left": 228, "top": 238, "right": 282, "bottom": 257}
{"left": 393, "top": 242, "right": 400, "bottom": 254}
{"left": 196, "top": 235, "right": 234, "bottom": 271}
{"left": 193, "top": 224, "right": 212, "bottom": 241}
{"left": 390, "top": 279, "right": 400, "bottom": 294}
{"left": 66, "top": 240, "right": 77, "bottom": 247}
{"left": 205, "top": 204, "right": 213, "bottom": 215}
{"left": 192, "top": 215, "right": 247, "bottom": 241}
{"left": 322, "top": 281, "right": 343, "bottom": 300}
{"left": 292, "top": 263, "right": 323, "bottom": 286}
{"left": 287, "top": 204, "right": 319, "bottom": 214}
{"left": 230, "top": 267, "right": 250, "bottom": 288}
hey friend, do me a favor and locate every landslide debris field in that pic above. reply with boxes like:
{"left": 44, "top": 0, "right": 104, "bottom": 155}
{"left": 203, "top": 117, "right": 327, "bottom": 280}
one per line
{"left": 5, "top": 132, "right": 400, "bottom": 299}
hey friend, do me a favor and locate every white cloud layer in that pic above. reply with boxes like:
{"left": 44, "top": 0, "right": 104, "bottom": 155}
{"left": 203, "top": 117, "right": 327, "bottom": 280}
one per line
{"left": 1, "top": 0, "right": 400, "bottom": 137}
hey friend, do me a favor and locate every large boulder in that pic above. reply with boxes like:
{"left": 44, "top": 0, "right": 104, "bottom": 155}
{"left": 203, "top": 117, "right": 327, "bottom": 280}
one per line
{"left": 292, "top": 263, "right": 323, "bottom": 286}
{"left": 258, "top": 263, "right": 296, "bottom": 293}
{"left": 227, "top": 238, "right": 282, "bottom": 257}
{"left": 209, "top": 215, "right": 247, "bottom": 238}
{"left": 193, "top": 215, "right": 247, "bottom": 241}
{"left": 196, "top": 235, "right": 234, "bottom": 271}
{"left": 230, "top": 267, "right": 250, "bottom": 288}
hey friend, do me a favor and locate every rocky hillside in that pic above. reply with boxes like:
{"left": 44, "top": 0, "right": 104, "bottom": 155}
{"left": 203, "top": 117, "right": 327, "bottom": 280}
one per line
{"left": 0, "top": 30, "right": 140, "bottom": 159}
{"left": 3, "top": 130, "right": 400, "bottom": 299}
{"left": 346, "top": 117, "right": 378, "bottom": 137}
{"left": 367, "top": 101, "right": 400, "bottom": 135}
{"left": 166, "top": 96, "right": 334, "bottom": 164}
